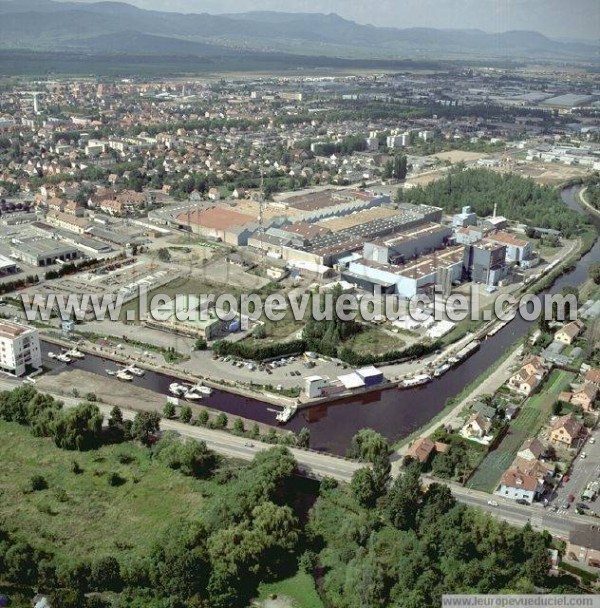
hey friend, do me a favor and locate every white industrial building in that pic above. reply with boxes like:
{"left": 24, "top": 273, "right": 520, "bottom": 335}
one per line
{"left": 0, "top": 320, "right": 42, "bottom": 377}
{"left": 343, "top": 246, "right": 465, "bottom": 299}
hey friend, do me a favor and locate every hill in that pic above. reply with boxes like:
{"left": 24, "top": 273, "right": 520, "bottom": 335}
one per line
{"left": 0, "top": 0, "right": 595, "bottom": 63}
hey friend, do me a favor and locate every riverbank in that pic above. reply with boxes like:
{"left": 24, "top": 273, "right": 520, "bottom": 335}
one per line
{"left": 391, "top": 339, "right": 524, "bottom": 469}
{"left": 579, "top": 187, "right": 600, "bottom": 219}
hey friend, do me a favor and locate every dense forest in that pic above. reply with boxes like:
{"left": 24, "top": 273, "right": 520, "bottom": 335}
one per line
{"left": 0, "top": 388, "right": 587, "bottom": 607}
{"left": 398, "top": 168, "right": 587, "bottom": 237}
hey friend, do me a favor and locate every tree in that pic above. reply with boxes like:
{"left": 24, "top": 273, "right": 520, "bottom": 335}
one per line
{"left": 180, "top": 405, "right": 193, "bottom": 423}
{"left": 232, "top": 417, "right": 245, "bottom": 434}
{"left": 52, "top": 402, "right": 103, "bottom": 451}
{"left": 195, "top": 338, "right": 207, "bottom": 350}
{"left": 296, "top": 427, "right": 310, "bottom": 449}
{"left": 385, "top": 463, "right": 422, "bottom": 530}
{"left": 155, "top": 436, "right": 218, "bottom": 478}
{"left": 215, "top": 412, "right": 228, "bottom": 429}
{"left": 351, "top": 428, "right": 390, "bottom": 463}
{"left": 131, "top": 411, "right": 160, "bottom": 446}
{"left": 198, "top": 409, "right": 210, "bottom": 426}
{"left": 163, "top": 402, "right": 176, "bottom": 419}
{"left": 29, "top": 474, "right": 48, "bottom": 492}
{"left": 351, "top": 467, "right": 379, "bottom": 507}
{"left": 90, "top": 556, "right": 122, "bottom": 592}
{"left": 589, "top": 262, "right": 600, "bottom": 285}
{"left": 157, "top": 248, "right": 171, "bottom": 263}
{"left": 109, "top": 406, "right": 123, "bottom": 426}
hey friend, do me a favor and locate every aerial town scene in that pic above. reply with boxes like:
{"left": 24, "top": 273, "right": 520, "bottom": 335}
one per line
{"left": 0, "top": 0, "right": 599, "bottom": 606}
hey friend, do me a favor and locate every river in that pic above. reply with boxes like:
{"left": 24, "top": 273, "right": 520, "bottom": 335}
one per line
{"left": 42, "top": 186, "right": 600, "bottom": 455}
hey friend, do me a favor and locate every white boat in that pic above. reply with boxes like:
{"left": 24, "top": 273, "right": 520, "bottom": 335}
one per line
{"left": 126, "top": 365, "right": 145, "bottom": 376}
{"left": 47, "top": 351, "right": 57, "bottom": 359}
{"left": 433, "top": 363, "right": 451, "bottom": 378}
{"left": 56, "top": 353, "right": 72, "bottom": 363}
{"left": 116, "top": 370, "right": 134, "bottom": 381}
{"left": 190, "top": 382, "right": 212, "bottom": 396}
{"left": 276, "top": 404, "right": 297, "bottom": 423}
{"left": 401, "top": 374, "right": 432, "bottom": 388}
{"left": 169, "top": 382, "right": 187, "bottom": 396}
{"left": 66, "top": 348, "right": 85, "bottom": 359}
{"left": 183, "top": 387, "right": 203, "bottom": 400}
{"left": 105, "top": 369, "right": 116, "bottom": 376}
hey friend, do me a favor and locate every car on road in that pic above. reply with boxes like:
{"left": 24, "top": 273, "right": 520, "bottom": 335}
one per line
{"left": 580, "top": 452, "right": 587, "bottom": 460}
{"left": 515, "top": 498, "right": 530, "bottom": 506}
{"left": 487, "top": 500, "right": 498, "bottom": 507}
{"left": 244, "top": 442, "right": 254, "bottom": 448}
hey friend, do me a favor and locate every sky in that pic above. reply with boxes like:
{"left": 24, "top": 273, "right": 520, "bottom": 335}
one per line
{"left": 86, "top": 0, "right": 599, "bottom": 40}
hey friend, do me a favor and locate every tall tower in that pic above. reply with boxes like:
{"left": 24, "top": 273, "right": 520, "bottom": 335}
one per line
{"left": 32, "top": 93, "right": 39, "bottom": 114}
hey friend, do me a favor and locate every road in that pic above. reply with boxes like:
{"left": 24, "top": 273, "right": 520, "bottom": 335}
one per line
{"left": 0, "top": 376, "right": 592, "bottom": 538}
{"left": 445, "top": 480, "right": 587, "bottom": 539}
{"left": 551, "top": 426, "right": 600, "bottom": 515}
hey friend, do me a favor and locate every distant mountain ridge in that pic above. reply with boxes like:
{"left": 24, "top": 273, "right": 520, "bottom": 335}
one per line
{"left": 0, "top": 0, "right": 596, "bottom": 62}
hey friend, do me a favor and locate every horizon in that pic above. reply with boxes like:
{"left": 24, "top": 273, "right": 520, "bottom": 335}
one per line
{"left": 6, "top": 0, "right": 598, "bottom": 41}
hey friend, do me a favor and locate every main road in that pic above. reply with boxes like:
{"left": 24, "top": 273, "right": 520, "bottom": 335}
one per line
{"left": 0, "top": 376, "right": 590, "bottom": 540}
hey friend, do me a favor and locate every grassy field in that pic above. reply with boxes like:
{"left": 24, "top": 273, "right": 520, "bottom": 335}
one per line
{"left": 257, "top": 571, "right": 324, "bottom": 608}
{"left": 343, "top": 326, "right": 405, "bottom": 356}
{"left": 467, "top": 369, "right": 575, "bottom": 493}
{"left": 0, "top": 420, "right": 209, "bottom": 567}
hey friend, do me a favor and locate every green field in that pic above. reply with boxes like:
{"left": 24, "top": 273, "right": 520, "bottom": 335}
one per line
{"left": 257, "top": 571, "right": 324, "bottom": 608}
{"left": 467, "top": 370, "right": 575, "bottom": 492}
{"left": 0, "top": 420, "right": 210, "bottom": 567}
{"left": 343, "top": 326, "right": 406, "bottom": 356}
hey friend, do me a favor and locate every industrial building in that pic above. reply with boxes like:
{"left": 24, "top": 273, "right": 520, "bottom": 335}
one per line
{"left": 463, "top": 240, "right": 508, "bottom": 285}
{"left": 485, "top": 231, "right": 533, "bottom": 264}
{"left": 175, "top": 207, "right": 259, "bottom": 246}
{"left": 452, "top": 206, "right": 478, "bottom": 228}
{"left": 363, "top": 223, "right": 452, "bottom": 264}
{"left": 10, "top": 236, "right": 80, "bottom": 267}
{"left": 0, "top": 320, "right": 41, "bottom": 377}
{"left": 343, "top": 246, "right": 465, "bottom": 299}
{"left": 0, "top": 254, "right": 19, "bottom": 276}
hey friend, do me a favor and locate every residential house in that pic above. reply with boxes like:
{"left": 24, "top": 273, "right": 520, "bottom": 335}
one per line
{"left": 554, "top": 320, "right": 584, "bottom": 346}
{"left": 584, "top": 368, "right": 600, "bottom": 386}
{"left": 511, "top": 456, "right": 553, "bottom": 482}
{"left": 406, "top": 437, "right": 435, "bottom": 464}
{"left": 566, "top": 526, "right": 600, "bottom": 569}
{"left": 461, "top": 413, "right": 492, "bottom": 441}
{"left": 63, "top": 200, "right": 85, "bottom": 217}
{"left": 550, "top": 414, "right": 585, "bottom": 448}
{"left": 508, "top": 355, "right": 548, "bottom": 396}
{"left": 47, "top": 197, "right": 65, "bottom": 213}
{"left": 496, "top": 468, "right": 544, "bottom": 503}
{"left": 517, "top": 438, "right": 546, "bottom": 461}
{"left": 406, "top": 437, "right": 449, "bottom": 464}
{"left": 570, "top": 383, "right": 598, "bottom": 413}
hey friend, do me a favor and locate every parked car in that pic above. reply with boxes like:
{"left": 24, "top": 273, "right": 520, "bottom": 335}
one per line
{"left": 561, "top": 502, "right": 570, "bottom": 509}
{"left": 580, "top": 452, "right": 587, "bottom": 460}
{"left": 576, "top": 503, "right": 590, "bottom": 510}
{"left": 516, "top": 498, "right": 530, "bottom": 506}
{"left": 590, "top": 437, "right": 596, "bottom": 444}
{"left": 568, "top": 494, "right": 575, "bottom": 503}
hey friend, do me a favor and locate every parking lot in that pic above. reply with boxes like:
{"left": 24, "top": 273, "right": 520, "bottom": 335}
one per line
{"left": 550, "top": 426, "right": 600, "bottom": 515}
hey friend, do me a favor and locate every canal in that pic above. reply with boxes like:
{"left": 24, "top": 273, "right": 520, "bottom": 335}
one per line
{"left": 43, "top": 187, "right": 600, "bottom": 455}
